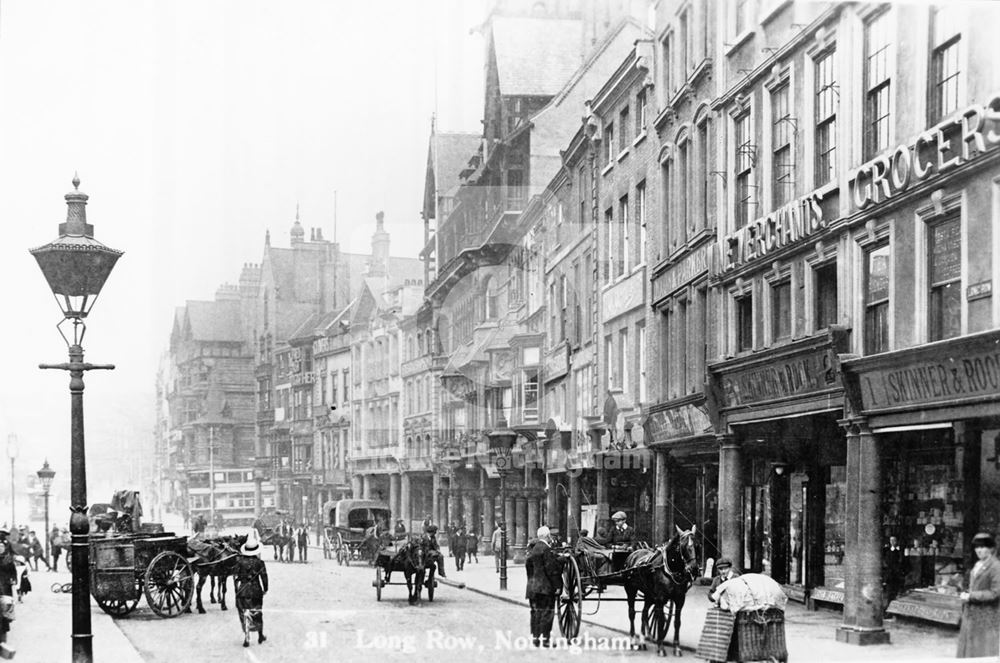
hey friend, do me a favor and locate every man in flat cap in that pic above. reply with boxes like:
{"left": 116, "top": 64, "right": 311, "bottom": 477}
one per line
{"left": 608, "top": 511, "right": 635, "bottom": 548}
{"left": 708, "top": 557, "right": 741, "bottom": 602}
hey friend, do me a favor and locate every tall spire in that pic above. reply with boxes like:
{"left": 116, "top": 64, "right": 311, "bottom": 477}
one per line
{"left": 290, "top": 203, "right": 305, "bottom": 245}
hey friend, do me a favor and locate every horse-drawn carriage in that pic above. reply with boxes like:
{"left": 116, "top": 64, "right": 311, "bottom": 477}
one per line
{"left": 252, "top": 510, "right": 294, "bottom": 561}
{"left": 322, "top": 499, "right": 390, "bottom": 566}
{"left": 554, "top": 526, "right": 701, "bottom": 656}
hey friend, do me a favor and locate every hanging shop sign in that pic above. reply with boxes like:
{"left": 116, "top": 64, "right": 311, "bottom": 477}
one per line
{"left": 644, "top": 401, "right": 713, "bottom": 444}
{"left": 849, "top": 93, "right": 1000, "bottom": 211}
{"left": 723, "top": 190, "right": 827, "bottom": 271}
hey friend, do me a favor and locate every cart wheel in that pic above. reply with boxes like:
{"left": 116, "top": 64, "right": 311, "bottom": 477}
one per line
{"left": 643, "top": 603, "right": 664, "bottom": 644}
{"left": 96, "top": 595, "right": 140, "bottom": 617}
{"left": 144, "top": 551, "right": 194, "bottom": 618}
{"left": 374, "top": 566, "right": 383, "bottom": 601}
{"left": 558, "top": 556, "right": 583, "bottom": 640}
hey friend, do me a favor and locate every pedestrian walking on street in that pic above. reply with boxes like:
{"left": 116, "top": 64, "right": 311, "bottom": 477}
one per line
{"left": 50, "top": 527, "right": 63, "bottom": 572}
{"left": 492, "top": 523, "right": 504, "bottom": 573}
{"left": 957, "top": 532, "right": 1000, "bottom": 658}
{"left": 233, "top": 536, "right": 269, "bottom": 648}
{"left": 296, "top": 524, "right": 309, "bottom": 563}
{"left": 466, "top": 529, "right": 479, "bottom": 564}
{"left": 453, "top": 526, "right": 467, "bottom": 571}
{"left": 525, "top": 526, "right": 563, "bottom": 647}
{"left": 27, "top": 532, "right": 49, "bottom": 572}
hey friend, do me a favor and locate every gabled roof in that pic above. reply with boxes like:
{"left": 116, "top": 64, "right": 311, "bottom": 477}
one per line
{"left": 491, "top": 17, "right": 585, "bottom": 97}
{"left": 424, "top": 131, "right": 482, "bottom": 218}
{"left": 184, "top": 299, "right": 242, "bottom": 343}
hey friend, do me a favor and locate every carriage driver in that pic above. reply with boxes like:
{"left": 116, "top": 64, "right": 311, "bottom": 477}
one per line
{"left": 423, "top": 525, "right": 447, "bottom": 578}
{"left": 609, "top": 511, "right": 636, "bottom": 549}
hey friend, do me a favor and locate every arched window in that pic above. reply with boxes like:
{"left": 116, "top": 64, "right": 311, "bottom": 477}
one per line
{"left": 484, "top": 277, "right": 499, "bottom": 320}
{"left": 416, "top": 331, "right": 423, "bottom": 357}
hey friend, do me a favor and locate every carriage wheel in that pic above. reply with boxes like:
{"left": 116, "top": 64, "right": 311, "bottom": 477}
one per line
{"left": 144, "top": 551, "right": 194, "bottom": 618}
{"left": 374, "top": 566, "right": 383, "bottom": 601}
{"left": 558, "top": 556, "right": 583, "bottom": 640}
{"left": 96, "top": 595, "right": 139, "bottom": 617}
{"left": 643, "top": 603, "right": 664, "bottom": 644}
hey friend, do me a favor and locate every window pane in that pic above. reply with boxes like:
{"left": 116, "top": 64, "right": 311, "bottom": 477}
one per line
{"left": 772, "top": 281, "right": 792, "bottom": 340}
{"left": 815, "top": 263, "right": 838, "bottom": 329}
{"left": 864, "top": 12, "right": 893, "bottom": 159}
{"left": 928, "top": 217, "right": 961, "bottom": 341}
{"left": 737, "top": 295, "right": 753, "bottom": 351}
{"left": 864, "top": 244, "right": 890, "bottom": 355}
{"left": 814, "top": 50, "right": 837, "bottom": 185}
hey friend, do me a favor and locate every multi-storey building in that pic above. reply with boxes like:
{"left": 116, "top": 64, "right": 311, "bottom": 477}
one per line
{"left": 646, "top": 0, "right": 720, "bottom": 569}
{"left": 311, "top": 306, "right": 354, "bottom": 511}
{"left": 165, "top": 272, "right": 274, "bottom": 527}
{"left": 252, "top": 211, "right": 420, "bottom": 524}
{"left": 704, "top": 0, "right": 1000, "bottom": 643}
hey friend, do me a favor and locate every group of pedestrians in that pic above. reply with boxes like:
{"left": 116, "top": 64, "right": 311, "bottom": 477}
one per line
{"left": 275, "top": 520, "right": 310, "bottom": 562}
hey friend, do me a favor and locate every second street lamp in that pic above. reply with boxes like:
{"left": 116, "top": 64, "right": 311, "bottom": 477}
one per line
{"left": 487, "top": 417, "right": 518, "bottom": 592}
{"left": 37, "top": 460, "right": 56, "bottom": 567}
{"left": 32, "top": 175, "right": 122, "bottom": 663}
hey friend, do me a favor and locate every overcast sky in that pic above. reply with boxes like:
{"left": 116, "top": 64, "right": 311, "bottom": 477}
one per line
{"left": 0, "top": 0, "right": 485, "bottom": 504}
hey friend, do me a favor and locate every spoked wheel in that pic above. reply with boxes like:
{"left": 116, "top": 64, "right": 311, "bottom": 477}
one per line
{"left": 558, "top": 556, "right": 583, "bottom": 640}
{"left": 96, "top": 595, "right": 139, "bottom": 617}
{"left": 374, "top": 566, "right": 383, "bottom": 601}
{"left": 643, "top": 604, "right": 664, "bottom": 644}
{"left": 144, "top": 551, "right": 194, "bottom": 617}
{"left": 323, "top": 539, "right": 331, "bottom": 560}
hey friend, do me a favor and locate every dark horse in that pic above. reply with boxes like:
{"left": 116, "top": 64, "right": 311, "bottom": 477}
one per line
{"left": 260, "top": 529, "right": 293, "bottom": 562}
{"left": 624, "top": 526, "right": 700, "bottom": 657}
{"left": 187, "top": 534, "right": 247, "bottom": 613}
{"left": 380, "top": 537, "right": 430, "bottom": 604}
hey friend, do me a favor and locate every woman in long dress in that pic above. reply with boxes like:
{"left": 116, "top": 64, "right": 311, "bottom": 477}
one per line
{"left": 957, "top": 532, "right": 1000, "bottom": 658}
{"left": 233, "top": 536, "right": 269, "bottom": 647}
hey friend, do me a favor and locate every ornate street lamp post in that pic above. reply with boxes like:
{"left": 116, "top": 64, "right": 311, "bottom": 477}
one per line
{"left": 37, "top": 460, "right": 56, "bottom": 566}
{"left": 487, "top": 417, "right": 518, "bottom": 591}
{"left": 31, "top": 176, "right": 122, "bottom": 663}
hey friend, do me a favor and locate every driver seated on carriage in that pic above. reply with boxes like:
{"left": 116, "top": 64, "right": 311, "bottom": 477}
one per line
{"left": 422, "top": 525, "right": 447, "bottom": 578}
{"left": 573, "top": 512, "right": 638, "bottom": 577}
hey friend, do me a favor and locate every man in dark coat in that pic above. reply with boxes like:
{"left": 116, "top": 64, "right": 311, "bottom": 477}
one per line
{"left": 424, "top": 525, "right": 447, "bottom": 578}
{"left": 608, "top": 511, "right": 635, "bottom": 548}
{"left": 958, "top": 532, "right": 1000, "bottom": 658}
{"left": 525, "top": 526, "right": 564, "bottom": 647}
{"left": 883, "top": 535, "right": 905, "bottom": 605}
{"left": 452, "top": 526, "right": 467, "bottom": 571}
{"left": 295, "top": 524, "right": 309, "bottom": 563}
{"left": 233, "top": 536, "right": 269, "bottom": 647}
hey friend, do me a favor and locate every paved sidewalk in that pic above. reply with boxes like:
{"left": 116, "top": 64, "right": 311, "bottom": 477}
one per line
{"left": 11, "top": 568, "right": 144, "bottom": 663}
{"left": 438, "top": 549, "right": 966, "bottom": 663}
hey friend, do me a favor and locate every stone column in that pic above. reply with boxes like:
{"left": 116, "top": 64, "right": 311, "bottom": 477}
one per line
{"left": 514, "top": 495, "right": 529, "bottom": 562}
{"left": 504, "top": 494, "right": 515, "bottom": 541}
{"left": 718, "top": 435, "right": 743, "bottom": 565}
{"left": 462, "top": 491, "right": 476, "bottom": 530}
{"left": 400, "top": 473, "right": 411, "bottom": 527}
{"left": 482, "top": 494, "right": 495, "bottom": 549}
{"left": 362, "top": 475, "right": 372, "bottom": 500}
{"left": 655, "top": 450, "right": 669, "bottom": 544}
{"left": 596, "top": 467, "right": 609, "bottom": 532}
{"left": 432, "top": 472, "right": 441, "bottom": 526}
{"left": 351, "top": 474, "right": 363, "bottom": 500}
{"left": 837, "top": 420, "right": 890, "bottom": 645}
{"left": 389, "top": 473, "right": 401, "bottom": 519}
{"left": 545, "top": 474, "right": 558, "bottom": 532}
{"left": 527, "top": 493, "right": 540, "bottom": 542}
{"left": 447, "top": 474, "right": 459, "bottom": 528}
{"left": 568, "top": 472, "right": 581, "bottom": 544}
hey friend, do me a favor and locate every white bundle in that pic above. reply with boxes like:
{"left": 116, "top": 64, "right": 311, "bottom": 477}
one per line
{"left": 712, "top": 573, "right": 789, "bottom": 614}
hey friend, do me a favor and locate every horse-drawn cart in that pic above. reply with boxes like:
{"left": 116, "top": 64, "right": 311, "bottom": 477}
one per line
{"left": 372, "top": 536, "right": 438, "bottom": 603}
{"left": 555, "top": 527, "right": 701, "bottom": 655}
{"left": 90, "top": 532, "right": 195, "bottom": 618}
{"left": 322, "top": 499, "right": 390, "bottom": 566}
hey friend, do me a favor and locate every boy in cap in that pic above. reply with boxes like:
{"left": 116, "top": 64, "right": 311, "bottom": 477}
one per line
{"left": 708, "top": 557, "right": 741, "bottom": 601}
{"left": 608, "top": 511, "right": 635, "bottom": 548}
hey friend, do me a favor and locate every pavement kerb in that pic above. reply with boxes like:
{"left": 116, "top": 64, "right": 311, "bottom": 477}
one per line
{"left": 437, "top": 575, "right": 696, "bottom": 651}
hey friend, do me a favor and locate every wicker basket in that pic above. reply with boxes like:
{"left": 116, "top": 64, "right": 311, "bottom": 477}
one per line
{"left": 735, "top": 608, "right": 787, "bottom": 662}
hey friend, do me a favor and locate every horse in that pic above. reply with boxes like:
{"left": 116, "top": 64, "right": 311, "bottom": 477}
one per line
{"left": 259, "top": 529, "right": 293, "bottom": 562}
{"left": 187, "top": 534, "right": 247, "bottom": 613}
{"left": 624, "top": 525, "right": 701, "bottom": 657}
{"left": 380, "top": 537, "right": 428, "bottom": 605}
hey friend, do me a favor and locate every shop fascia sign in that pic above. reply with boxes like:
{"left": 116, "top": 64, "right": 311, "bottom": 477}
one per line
{"left": 850, "top": 94, "right": 1000, "bottom": 211}
{"left": 723, "top": 189, "right": 828, "bottom": 272}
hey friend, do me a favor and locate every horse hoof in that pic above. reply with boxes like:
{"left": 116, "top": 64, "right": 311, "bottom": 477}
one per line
{"left": 674, "top": 649, "right": 683, "bottom": 657}
{"left": 198, "top": 608, "right": 206, "bottom": 615}
{"left": 221, "top": 605, "right": 227, "bottom": 611}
